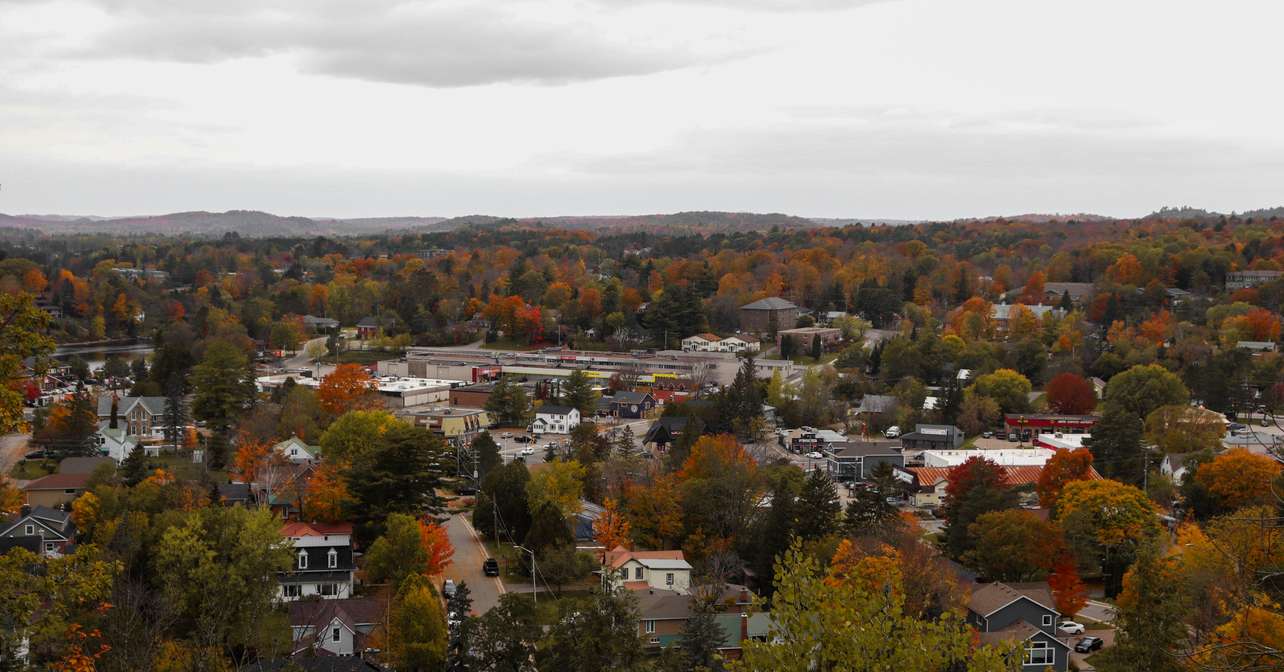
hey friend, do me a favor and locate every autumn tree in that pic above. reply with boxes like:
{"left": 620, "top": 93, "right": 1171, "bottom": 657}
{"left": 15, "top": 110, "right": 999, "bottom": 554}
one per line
{"left": 1036, "top": 448, "right": 1096, "bottom": 508}
{"left": 1044, "top": 372, "right": 1096, "bottom": 415}
{"left": 1194, "top": 448, "right": 1283, "bottom": 514}
{"left": 317, "top": 363, "right": 380, "bottom": 416}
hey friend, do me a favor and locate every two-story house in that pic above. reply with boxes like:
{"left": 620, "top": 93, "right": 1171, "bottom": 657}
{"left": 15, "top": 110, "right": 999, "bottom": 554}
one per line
{"left": 279, "top": 522, "right": 356, "bottom": 602}
{"left": 604, "top": 546, "right": 693, "bottom": 594}
{"left": 967, "top": 582, "right": 1070, "bottom": 671}
{"left": 531, "top": 405, "right": 580, "bottom": 435}
{"left": 0, "top": 505, "right": 77, "bottom": 557}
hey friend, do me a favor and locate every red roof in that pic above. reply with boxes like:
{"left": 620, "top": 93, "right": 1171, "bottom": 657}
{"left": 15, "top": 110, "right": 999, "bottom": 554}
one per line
{"left": 281, "top": 521, "right": 353, "bottom": 537}
{"left": 24, "top": 473, "right": 91, "bottom": 491}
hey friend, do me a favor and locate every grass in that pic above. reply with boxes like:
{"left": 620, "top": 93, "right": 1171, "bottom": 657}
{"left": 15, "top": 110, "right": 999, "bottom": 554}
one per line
{"left": 9, "top": 459, "right": 57, "bottom": 480}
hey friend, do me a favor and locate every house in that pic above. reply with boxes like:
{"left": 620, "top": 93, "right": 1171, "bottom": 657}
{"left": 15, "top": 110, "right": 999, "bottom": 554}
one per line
{"left": 607, "top": 391, "right": 655, "bottom": 419}
{"left": 776, "top": 326, "right": 842, "bottom": 352}
{"left": 23, "top": 473, "right": 90, "bottom": 508}
{"left": 531, "top": 405, "right": 580, "bottom": 435}
{"left": 605, "top": 546, "right": 693, "bottom": 594}
{"left": 96, "top": 395, "right": 167, "bottom": 438}
{"left": 824, "top": 441, "right": 903, "bottom": 482}
{"left": 739, "top": 297, "right": 799, "bottom": 333}
{"left": 1226, "top": 270, "right": 1283, "bottom": 290}
{"left": 288, "top": 597, "right": 383, "bottom": 658}
{"left": 279, "top": 522, "right": 356, "bottom": 602}
{"left": 898, "top": 424, "right": 965, "bottom": 452}
{"left": 643, "top": 416, "right": 688, "bottom": 452}
{"left": 94, "top": 423, "right": 139, "bottom": 462}
{"left": 273, "top": 436, "right": 318, "bottom": 463}
{"left": 0, "top": 505, "right": 77, "bottom": 557}
{"left": 967, "top": 582, "right": 1070, "bottom": 672}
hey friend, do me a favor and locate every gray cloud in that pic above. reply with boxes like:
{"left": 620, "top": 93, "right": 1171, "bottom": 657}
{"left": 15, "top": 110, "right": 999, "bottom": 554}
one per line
{"left": 7, "top": 0, "right": 785, "bottom": 86}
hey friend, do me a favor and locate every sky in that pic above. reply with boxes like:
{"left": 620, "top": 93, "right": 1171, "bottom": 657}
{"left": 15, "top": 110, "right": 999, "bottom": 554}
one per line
{"left": 2, "top": 0, "right": 1283, "bottom": 220}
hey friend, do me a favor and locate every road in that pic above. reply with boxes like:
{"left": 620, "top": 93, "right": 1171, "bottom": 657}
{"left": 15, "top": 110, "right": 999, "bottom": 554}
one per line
{"left": 0, "top": 433, "right": 31, "bottom": 480}
{"left": 442, "top": 513, "right": 505, "bottom": 615}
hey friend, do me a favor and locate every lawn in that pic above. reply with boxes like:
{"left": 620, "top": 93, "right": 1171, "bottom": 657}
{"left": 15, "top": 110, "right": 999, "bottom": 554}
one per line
{"left": 9, "top": 459, "right": 57, "bottom": 480}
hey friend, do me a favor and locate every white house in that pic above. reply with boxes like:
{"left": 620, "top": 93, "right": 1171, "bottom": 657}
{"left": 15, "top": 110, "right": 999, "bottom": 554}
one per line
{"left": 272, "top": 436, "right": 318, "bottom": 463}
{"left": 278, "top": 522, "right": 355, "bottom": 602}
{"left": 604, "top": 547, "right": 693, "bottom": 595}
{"left": 531, "top": 405, "right": 580, "bottom": 435}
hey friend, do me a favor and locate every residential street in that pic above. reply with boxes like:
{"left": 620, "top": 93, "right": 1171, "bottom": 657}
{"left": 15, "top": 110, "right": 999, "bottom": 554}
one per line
{"left": 442, "top": 513, "right": 504, "bottom": 615}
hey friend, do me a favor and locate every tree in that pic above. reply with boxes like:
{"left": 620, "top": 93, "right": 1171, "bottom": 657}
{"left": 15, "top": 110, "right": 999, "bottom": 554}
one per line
{"left": 592, "top": 497, "right": 631, "bottom": 555}
{"left": 191, "top": 340, "right": 255, "bottom": 439}
{"left": 153, "top": 506, "right": 292, "bottom": 662}
{"left": 525, "top": 460, "right": 586, "bottom": 519}
{"left": 1047, "top": 554, "right": 1087, "bottom": 619}
{"left": 536, "top": 588, "right": 645, "bottom": 672}
{"left": 733, "top": 540, "right": 1012, "bottom": 672}
{"left": 1036, "top": 448, "right": 1096, "bottom": 508}
{"left": 1045, "top": 372, "right": 1096, "bottom": 414}
{"left": 559, "top": 370, "right": 599, "bottom": 418}
{"left": 317, "top": 363, "right": 380, "bottom": 416}
{"left": 0, "top": 292, "right": 55, "bottom": 433}
{"left": 942, "top": 457, "right": 1017, "bottom": 558}
{"left": 1094, "top": 541, "right": 1189, "bottom": 672}
{"left": 1085, "top": 405, "right": 1145, "bottom": 485}
{"left": 1194, "top": 448, "right": 1283, "bottom": 513}
{"left": 1103, "top": 363, "right": 1189, "bottom": 419}
{"left": 962, "top": 509, "right": 1062, "bottom": 581}
{"left": 473, "top": 431, "right": 501, "bottom": 481}
{"left": 794, "top": 469, "right": 840, "bottom": 541}
{"left": 387, "top": 573, "right": 448, "bottom": 672}
{"left": 1056, "top": 479, "right": 1161, "bottom": 597}
{"left": 346, "top": 423, "right": 448, "bottom": 541}
{"left": 966, "top": 368, "right": 1031, "bottom": 414}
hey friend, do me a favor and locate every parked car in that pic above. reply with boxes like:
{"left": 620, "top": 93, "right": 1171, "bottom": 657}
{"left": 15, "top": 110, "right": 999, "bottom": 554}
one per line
{"left": 1074, "top": 636, "right": 1104, "bottom": 653}
{"left": 805, "top": 451, "right": 823, "bottom": 459}
{"left": 884, "top": 426, "right": 901, "bottom": 438}
{"left": 443, "top": 579, "right": 457, "bottom": 599}
{"left": 483, "top": 558, "right": 500, "bottom": 576}
{"left": 1057, "top": 621, "right": 1085, "bottom": 635}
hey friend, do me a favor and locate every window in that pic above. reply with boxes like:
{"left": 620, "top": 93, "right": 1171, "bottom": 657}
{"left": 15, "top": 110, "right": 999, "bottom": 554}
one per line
{"left": 24, "top": 524, "right": 34, "bottom": 536}
{"left": 328, "top": 548, "right": 338, "bottom": 569}
{"left": 644, "top": 620, "right": 656, "bottom": 634}
{"left": 298, "top": 550, "right": 308, "bottom": 570}
{"left": 1041, "top": 614, "right": 1053, "bottom": 627}
{"left": 332, "top": 627, "right": 341, "bottom": 642}
{"left": 1024, "top": 640, "right": 1053, "bottom": 666}
{"left": 666, "top": 573, "right": 675, "bottom": 586}
{"left": 634, "top": 567, "right": 644, "bottom": 580}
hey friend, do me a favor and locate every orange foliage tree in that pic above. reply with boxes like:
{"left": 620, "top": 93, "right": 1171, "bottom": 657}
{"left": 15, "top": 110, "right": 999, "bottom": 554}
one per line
{"left": 317, "top": 363, "right": 380, "bottom": 416}
{"left": 1037, "top": 448, "right": 1096, "bottom": 508}
{"left": 418, "top": 518, "right": 455, "bottom": 576}
{"left": 1195, "top": 449, "right": 1283, "bottom": 512}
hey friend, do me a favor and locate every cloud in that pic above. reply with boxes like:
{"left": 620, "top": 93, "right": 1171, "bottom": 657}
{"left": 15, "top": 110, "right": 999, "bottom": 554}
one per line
{"left": 6, "top": 0, "right": 795, "bottom": 87}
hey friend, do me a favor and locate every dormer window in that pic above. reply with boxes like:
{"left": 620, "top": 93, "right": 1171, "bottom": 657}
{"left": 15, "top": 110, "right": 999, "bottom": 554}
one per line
{"left": 298, "top": 550, "right": 308, "bottom": 570}
{"left": 328, "top": 548, "right": 338, "bottom": 569}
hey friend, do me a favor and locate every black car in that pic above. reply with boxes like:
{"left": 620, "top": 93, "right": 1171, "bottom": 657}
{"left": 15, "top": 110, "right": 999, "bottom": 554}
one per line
{"left": 1074, "top": 636, "right": 1103, "bottom": 653}
{"left": 483, "top": 558, "right": 500, "bottom": 576}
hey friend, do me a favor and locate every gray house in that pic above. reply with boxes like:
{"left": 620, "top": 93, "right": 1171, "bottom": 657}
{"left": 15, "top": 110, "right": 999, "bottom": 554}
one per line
{"left": 967, "top": 582, "right": 1070, "bottom": 671}
{"left": 824, "top": 441, "right": 904, "bottom": 482}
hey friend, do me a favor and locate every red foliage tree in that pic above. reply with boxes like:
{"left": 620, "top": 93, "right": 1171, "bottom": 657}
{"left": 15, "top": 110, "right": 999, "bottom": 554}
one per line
{"left": 1036, "top": 449, "right": 1096, "bottom": 508}
{"left": 1045, "top": 372, "right": 1097, "bottom": 415}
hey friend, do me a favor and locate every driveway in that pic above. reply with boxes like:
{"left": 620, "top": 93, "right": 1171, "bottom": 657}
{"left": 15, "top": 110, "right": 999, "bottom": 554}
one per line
{"left": 442, "top": 513, "right": 505, "bottom": 615}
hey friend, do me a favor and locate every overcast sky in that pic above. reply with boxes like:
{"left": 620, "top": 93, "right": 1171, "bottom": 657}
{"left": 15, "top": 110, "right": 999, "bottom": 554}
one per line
{"left": 2, "top": 0, "right": 1282, "bottom": 220}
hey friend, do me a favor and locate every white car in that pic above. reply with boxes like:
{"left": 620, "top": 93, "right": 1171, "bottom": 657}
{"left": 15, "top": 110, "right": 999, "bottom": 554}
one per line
{"left": 805, "top": 451, "right": 824, "bottom": 459}
{"left": 521, "top": 446, "right": 535, "bottom": 456}
{"left": 1057, "top": 621, "right": 1085, "bottom": 635}
{"left": 884, "top": 426, "right": 901, "bottom": 438}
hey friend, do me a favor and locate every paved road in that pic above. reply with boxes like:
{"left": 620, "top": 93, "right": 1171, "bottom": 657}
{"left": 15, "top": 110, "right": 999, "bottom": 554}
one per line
{"left": 0, "top": 433, "right": 31, "bottom": 479}
{"left": 442, "top": 513, "right": 504, "bottom": 615}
